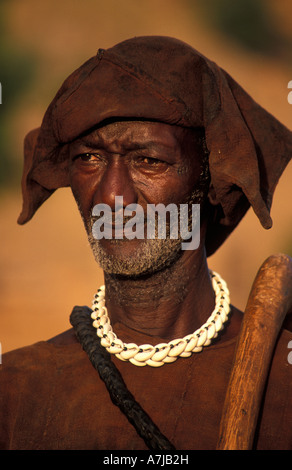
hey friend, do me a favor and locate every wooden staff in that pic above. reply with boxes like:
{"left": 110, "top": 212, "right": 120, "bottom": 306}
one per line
{"left": 217, "top": 253, "right": 292, "bottom": 450}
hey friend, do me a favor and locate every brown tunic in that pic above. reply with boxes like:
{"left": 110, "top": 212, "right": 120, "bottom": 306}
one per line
{"left": 0, "top": 318, "right": 291, "bottom": 450}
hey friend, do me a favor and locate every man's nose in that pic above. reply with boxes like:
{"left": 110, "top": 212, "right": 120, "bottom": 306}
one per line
{"left": 93, "top": 159, "right": 138, "bottom": 209}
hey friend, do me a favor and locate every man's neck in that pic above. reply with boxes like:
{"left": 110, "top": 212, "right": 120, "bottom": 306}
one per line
{"left": 103, "top": 247, "right": 216, "bottom": 342}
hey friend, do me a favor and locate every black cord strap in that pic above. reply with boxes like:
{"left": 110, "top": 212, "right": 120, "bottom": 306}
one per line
{"left": 70, "top": 306, "right": 175, "bottom": 450}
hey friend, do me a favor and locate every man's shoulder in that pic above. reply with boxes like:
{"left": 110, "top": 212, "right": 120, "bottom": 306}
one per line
{"left": 0, "top": 328, "right": 81, "bottom": 377}
{"left": 255, "top": 327, "right": 292, "bottom": 449}
{"left": 47, "top": 327, "right": 79, "bottom": 346}
{"left": 267, "top": 327, "right": 292, "bottom": 382}
{"left": 274, "top": 327, "right": 292, "bottom": 358}
{"left": 1, "top": 305, "right": 93, "bottom": 371}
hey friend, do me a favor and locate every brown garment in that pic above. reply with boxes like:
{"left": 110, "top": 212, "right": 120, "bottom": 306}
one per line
{"left": 1, "top": 312, "right": 291, "bottom": 450}
{"left": 17, "top": 36, "right": 292, "bottom": 256}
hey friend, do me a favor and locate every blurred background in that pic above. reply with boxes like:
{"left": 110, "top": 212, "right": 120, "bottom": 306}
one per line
{"left": 0, "top": 0, "right": 291, "bottom": 352}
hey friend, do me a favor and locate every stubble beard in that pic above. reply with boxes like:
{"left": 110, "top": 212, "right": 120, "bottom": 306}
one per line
{"left": 84, "top": 215, "right": 183, "bottom": 278}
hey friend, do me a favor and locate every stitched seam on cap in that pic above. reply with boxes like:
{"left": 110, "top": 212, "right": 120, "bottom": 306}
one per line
{"left": 98, "top": 53, "right": 190, "bottom": 124}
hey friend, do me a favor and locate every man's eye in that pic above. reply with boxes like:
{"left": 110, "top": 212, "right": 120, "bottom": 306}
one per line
{"left": 135, "top": 156, "right": 170, "bottom": 174}
{"left": 138, "top": 156, "right": 164, "bottom": 166}
{"left": 73, "top": 153, "right": 100, "bottom": 162}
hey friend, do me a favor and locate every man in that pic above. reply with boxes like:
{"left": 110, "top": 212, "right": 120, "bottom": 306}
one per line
{"left": 0, "top": 36, "right": 291, "bottom": 450}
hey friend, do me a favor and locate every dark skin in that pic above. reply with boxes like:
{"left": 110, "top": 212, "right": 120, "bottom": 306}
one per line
{"left": 69, "top": 120, "right": 242, "bottom": 343}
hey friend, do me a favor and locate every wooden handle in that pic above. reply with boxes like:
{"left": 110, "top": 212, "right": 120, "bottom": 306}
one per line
{"left": 217, "top": 253, "right": 292, "bottom": 450}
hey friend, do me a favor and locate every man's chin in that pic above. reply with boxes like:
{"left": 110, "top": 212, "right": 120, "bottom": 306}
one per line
{"left": 88, "top": 236, "right": 182, "bottom": 278}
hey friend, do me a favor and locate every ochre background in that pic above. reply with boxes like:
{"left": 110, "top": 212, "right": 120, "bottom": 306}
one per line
{"left": 0, "top": 0, "right": 291, "bottom": 353}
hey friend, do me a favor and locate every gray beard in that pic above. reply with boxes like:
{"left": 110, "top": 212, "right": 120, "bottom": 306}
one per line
{"left": 87, "top": 229, "right": 183, "bottom": 277}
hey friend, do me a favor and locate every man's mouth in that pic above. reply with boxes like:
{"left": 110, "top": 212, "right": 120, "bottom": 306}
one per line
{"left": 92, "top": 218, "right": 146, "bottom": 240}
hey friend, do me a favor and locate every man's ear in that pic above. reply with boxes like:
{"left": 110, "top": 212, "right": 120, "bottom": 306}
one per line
{"left": 204, "top": 183, "right": 241, "bottom": 257}
{"left": 207, "top": 182, "right": 219, "bottom": 206}
{"left": 205, "top": 183, "right": 226, "bottom": 228}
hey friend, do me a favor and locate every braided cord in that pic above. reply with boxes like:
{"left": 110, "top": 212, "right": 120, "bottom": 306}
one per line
{"left": 70, "top": 306, "right": 175, "bottom": 450}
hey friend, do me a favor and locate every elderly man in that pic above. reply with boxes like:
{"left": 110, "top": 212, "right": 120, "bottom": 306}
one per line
{"left": 0, "top": 36, "right": 291, "bottom": 450}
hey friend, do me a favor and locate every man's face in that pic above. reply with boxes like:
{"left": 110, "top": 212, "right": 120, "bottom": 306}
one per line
{"left": 69, "top": 120, "right": 208, "bottom": 277}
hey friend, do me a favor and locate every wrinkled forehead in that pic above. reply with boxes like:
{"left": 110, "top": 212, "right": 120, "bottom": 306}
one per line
{"left": 74, "top": 118, "right": 203, "bottom": 144}
{"left": 70, "top": 119, "right": 206, "bottom": 167}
